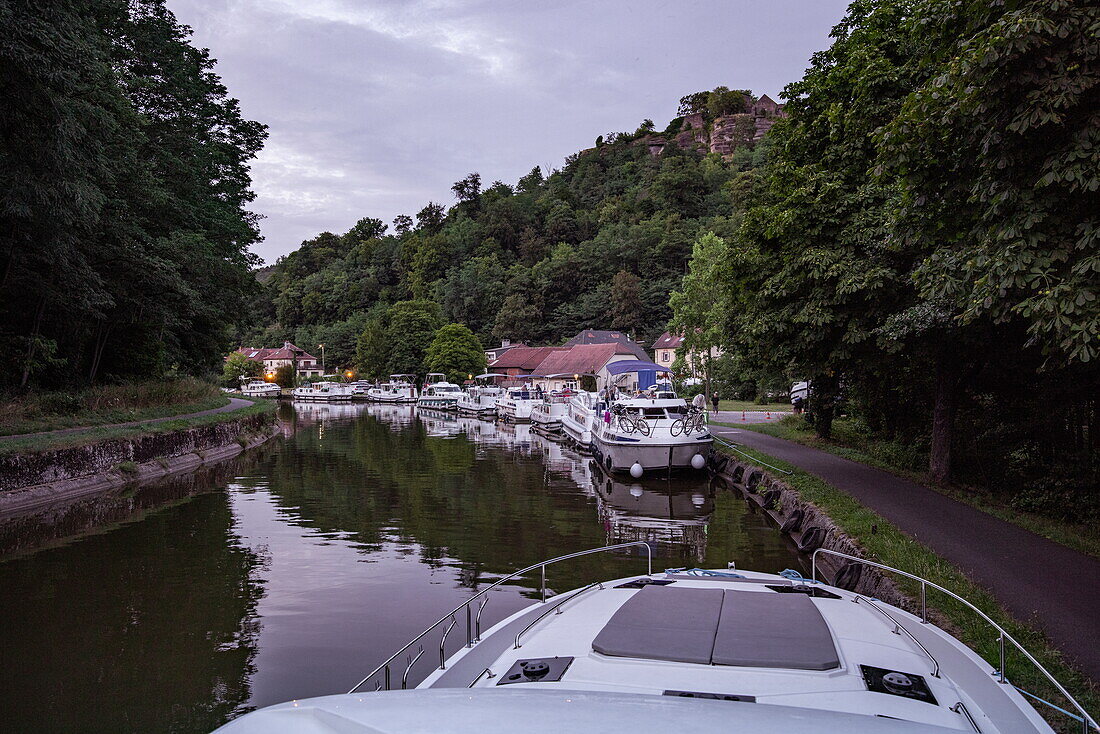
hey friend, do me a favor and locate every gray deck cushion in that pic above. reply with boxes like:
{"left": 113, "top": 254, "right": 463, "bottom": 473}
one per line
{"left": 712, "top": 589, "right": 840, "bottom": 670}
{"left": 592, "top": 585, "right": 724, "bottom": 664}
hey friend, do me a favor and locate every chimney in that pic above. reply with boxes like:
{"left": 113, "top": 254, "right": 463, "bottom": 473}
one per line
{"left": 501, "top": 339, "right": 511, "bottom": 347}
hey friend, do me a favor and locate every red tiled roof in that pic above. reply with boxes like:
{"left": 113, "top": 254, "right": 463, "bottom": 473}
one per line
{"left": 652, "top": 331, "right": 684, "bottom": 349}
{"left": 536, "top": 344, "right": 636, "bottom": 376}
{"left": 489, "top": 346, "right": 567, "bottom": 371}
{"left": 236, "top": 342, "right": 318, "bottom": 362}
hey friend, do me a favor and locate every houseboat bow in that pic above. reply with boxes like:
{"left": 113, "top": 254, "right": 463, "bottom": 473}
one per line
{"left": 214, "top": 544, "right": 1094, "bottom": 734}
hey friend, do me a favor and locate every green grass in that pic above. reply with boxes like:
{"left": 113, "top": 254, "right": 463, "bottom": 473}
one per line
{"left": 0, "top": 378, "right": 227, "bottom": 436}
{"left": 0, "top": 398, "right": 275, "bottom": 456}
{"left": 726, "top": 415, "right": 1100, "bottom": 561}
{"left": 714, "top": 441, "right": 1099, "bottom": 730}
{"left": 716, "top": 399, "right": 793, "bottom": 412}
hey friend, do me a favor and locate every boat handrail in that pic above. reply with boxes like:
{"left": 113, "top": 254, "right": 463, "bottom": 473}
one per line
{"left": 811, "top": 548, "right": 1097, "bottom": 732}
{"left": 348, "top": 541, "right": 653, "bottom": 694}
{"left": 853, "top": 595, "right": 940, "bottom": 678}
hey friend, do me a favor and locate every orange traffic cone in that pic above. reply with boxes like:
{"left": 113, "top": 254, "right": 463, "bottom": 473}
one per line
{"left": 741, "top": 411, "right": 746, "bottom": 422}
{"left": 766, "top": 411, "right": 772, "bottom": 420}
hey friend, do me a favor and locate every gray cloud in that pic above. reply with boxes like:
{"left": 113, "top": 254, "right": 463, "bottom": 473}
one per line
{"left": 171, "top": 0, "right": 850, "bottom": 264}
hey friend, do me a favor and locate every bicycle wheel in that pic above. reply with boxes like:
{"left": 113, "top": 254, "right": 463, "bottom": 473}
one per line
{"left": 669, "top": 419, "right": 684, "bottom": 436}
{"left": 635, "top": 418, "right": 651, "bottom": 437}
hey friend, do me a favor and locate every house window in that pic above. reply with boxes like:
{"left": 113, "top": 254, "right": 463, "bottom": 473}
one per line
{"left": 662, "top": 351, "right": 670, "bottom": 363}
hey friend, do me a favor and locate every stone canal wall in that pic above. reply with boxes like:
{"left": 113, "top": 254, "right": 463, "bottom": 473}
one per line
{"left": 0, "top": 412, "right": 278, "bottom": 518}
{"left": 711, "top": 453, "right": 908, "bottom": 609}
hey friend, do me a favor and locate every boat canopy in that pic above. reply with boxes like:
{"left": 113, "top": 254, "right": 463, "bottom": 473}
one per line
{"left": 605, "top": 360, "right": 666, "bottom": 376}
{"left": 474, "top": 373, "right": 507, "bottom": 379}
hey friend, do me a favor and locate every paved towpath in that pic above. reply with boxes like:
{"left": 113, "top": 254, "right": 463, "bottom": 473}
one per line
{"left": 0, "top": 397, "right": 254, "bottom": 443}
{"left": 711, "top": 418, "right": 1100, "bottom": 682}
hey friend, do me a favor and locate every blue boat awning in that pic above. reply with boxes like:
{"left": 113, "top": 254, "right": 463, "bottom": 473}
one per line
{"left": 605, "top": 359, "right": 666, "bottom": 376}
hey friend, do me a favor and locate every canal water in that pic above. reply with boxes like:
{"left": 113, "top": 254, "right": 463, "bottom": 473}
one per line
{"left": 0, "top": 402, "right": 804, "bottom": 733}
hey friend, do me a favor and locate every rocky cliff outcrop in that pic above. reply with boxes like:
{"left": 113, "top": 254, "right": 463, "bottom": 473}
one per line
{"left": 640, "top": 93, "right": 785, "bottom": 159}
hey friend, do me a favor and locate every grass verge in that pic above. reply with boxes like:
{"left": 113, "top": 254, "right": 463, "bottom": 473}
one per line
{"left": 730, "top": 416, "right": 1100, "bottom": 561}
{"left": 715, "top": 440, "right": 1099, "bottom": 730}
{"left": 717, "top": 399, "right": 793, "bottom": 413}
{"left": 0, "top": 398, "right": 275, "bottom": 456}
{"left": 0, "top": 378, "right": 228, "bottom": 437}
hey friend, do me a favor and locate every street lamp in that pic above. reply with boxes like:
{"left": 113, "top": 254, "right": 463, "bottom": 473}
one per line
{"left": 318, "top": 343, "right": 326, "bottom": 375}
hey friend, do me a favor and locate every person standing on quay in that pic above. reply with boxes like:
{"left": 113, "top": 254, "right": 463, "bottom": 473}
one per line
{"left": 710, "top": 392, "right": 720, "bottom": 413}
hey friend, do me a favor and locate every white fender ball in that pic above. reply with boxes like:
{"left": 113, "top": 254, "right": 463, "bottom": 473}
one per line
{"left": 691, "top": 453, "right": 706, "bottom": 470}
{"left": 629, "top": 462, "right": 644, "bottom": 478}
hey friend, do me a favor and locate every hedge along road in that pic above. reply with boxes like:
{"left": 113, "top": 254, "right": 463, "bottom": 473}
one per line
{"left": 710, "top": 420, "right": 1100, "bottom": 682}
{"left": 0, "top": 397, "right": 255, "bottom": 443}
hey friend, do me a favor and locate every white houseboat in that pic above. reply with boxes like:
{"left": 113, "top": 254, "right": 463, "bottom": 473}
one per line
{"left": 561, "top": 390, "right": 600, "bottom": 451}
{"left": 457, "top": 374, "right": 506, "bottom": 416}
{"left": 495, "top": 378, "right": 547, "bottom": 423}
{"left": 417, "top": 373, "right": 463, "bottom": 410}
{"left": 368, "top": 375, "right": 418, "bottom": 403}
{"left": 530, "top": 384, "right": 575, "bottom": 433}
{"left": 239, "top": 379, "right": 281, "bottom": 398}
{"left": 592, "top": 363, "right": 711, "bottom": 477}
{"left": 291, "top": 381, "right": 354, "bottom": 401}
{"left": 216, "top": 544, "right": 1091, "bottom": 734}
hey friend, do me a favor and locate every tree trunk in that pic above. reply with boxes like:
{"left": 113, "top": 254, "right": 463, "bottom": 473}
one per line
{"left": 929, "top": 358, "right": 960, "bottom": 484}
{"left": 810, "top": 373, "right": 838, "bottom": 439}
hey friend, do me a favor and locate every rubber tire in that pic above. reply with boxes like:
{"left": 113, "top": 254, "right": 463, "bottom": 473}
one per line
{"left": 779, "top": 508, "right": 805, "bottom": 534}
{"left": 833, "top": 561, "right": 863, "bottom": 591}
{"left": 796, "top": 526, "right": 827, "bottom": 554}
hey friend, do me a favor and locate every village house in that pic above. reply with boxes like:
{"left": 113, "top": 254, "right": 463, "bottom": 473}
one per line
{"left": 562, "top": 329, "right": 650, "bottom": 361}
{"left": 484, "top": 339, "right": 526, "bottom": 364}
{"left": 652, "top": 332, "right": 723, "bottom": 376}
{"left": 488, "top": 346, "right": 568, "bottom": 381}
{"left": 534, "top": 343, "right": 640, "bottom": 392}
{"left": 235, "top": 341, "right": 323, "bottom": 379}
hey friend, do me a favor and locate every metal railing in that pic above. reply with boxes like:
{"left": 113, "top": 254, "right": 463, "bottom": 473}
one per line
{"left": 811, "top": 548, "right": 1097, "bottom": 733}
{"left": 348, "top": 541, "right": 653, "bottom": 694}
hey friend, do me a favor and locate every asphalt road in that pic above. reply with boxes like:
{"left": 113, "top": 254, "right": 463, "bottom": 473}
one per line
{"left": 0, "top": 397, "right": 254, "bottom": 443}
{"left": 712, "top": 423, "right": 1100, "bottom": 683}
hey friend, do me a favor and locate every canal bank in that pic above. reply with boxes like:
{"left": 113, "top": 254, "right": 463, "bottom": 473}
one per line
{"left": 708, "top": 436, "right": 1100, "bottom": 727}
{"left": 0, "top": 399, "right": 279, "bottom": 519}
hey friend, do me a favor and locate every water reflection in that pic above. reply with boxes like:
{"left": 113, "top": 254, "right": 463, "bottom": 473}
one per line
{"left": 0, "top": 401, "right": 802, "bottom": 733}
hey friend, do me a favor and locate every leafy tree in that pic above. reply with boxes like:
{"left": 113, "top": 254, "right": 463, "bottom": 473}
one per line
{"left": 222, "top": 351, "right": 263, "bottom": 385}
{"left": 392, "top": 214, "right": 413, "bottom": 235}
{"left": 517, "top": 166, "right": 543, "bottom": 193}
{"left": 355, "top": 317, "right": 387, "bottom": 378}
{"left": 384, "top": 300, "right": 442, "bottom": 375}
{"left": 609, "top": 270, "right": 642, "bottom": 335}
{"left": 451, "top": 172, "right": 482, "bottom": 203}
{"left": 273, "top": 364, "right": 296, "bottom": 387}
{"left": 425, "top": 323, "right": 486, "bottom": 384}
{"left": 416, "top": 202, "right": 445, "bottom": 232}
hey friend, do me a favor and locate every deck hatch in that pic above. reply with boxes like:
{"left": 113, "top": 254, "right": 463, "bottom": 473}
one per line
{"left": 592, "top": 585, "right": 840, "bottom": 670}
{"left": 712, "top": 590, "right": 840, "bottom": 670}
{"left": 592, "top": 585, "right": 724, "bottom": 664}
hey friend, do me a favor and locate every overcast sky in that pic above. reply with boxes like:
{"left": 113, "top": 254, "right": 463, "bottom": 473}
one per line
{"left": 171, "top": 0, "right": 851, "bottom": 264}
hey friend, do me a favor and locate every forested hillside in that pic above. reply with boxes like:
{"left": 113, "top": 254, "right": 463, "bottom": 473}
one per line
{"left": 672, "top": 0, "right": 1098, "bottom": 512}
{"left": 242, "top": 89, "right": 775, "bottom": 371}
{"left": 1, "top": 0, "right": 265, "bottom": 389}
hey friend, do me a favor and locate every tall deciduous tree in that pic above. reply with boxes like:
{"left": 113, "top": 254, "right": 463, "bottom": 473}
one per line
{"left": 384, "top": 300, "right": 442, "bottom": 376}
{"left": 425, "top": 324, "right": 486, "bottom": 384}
